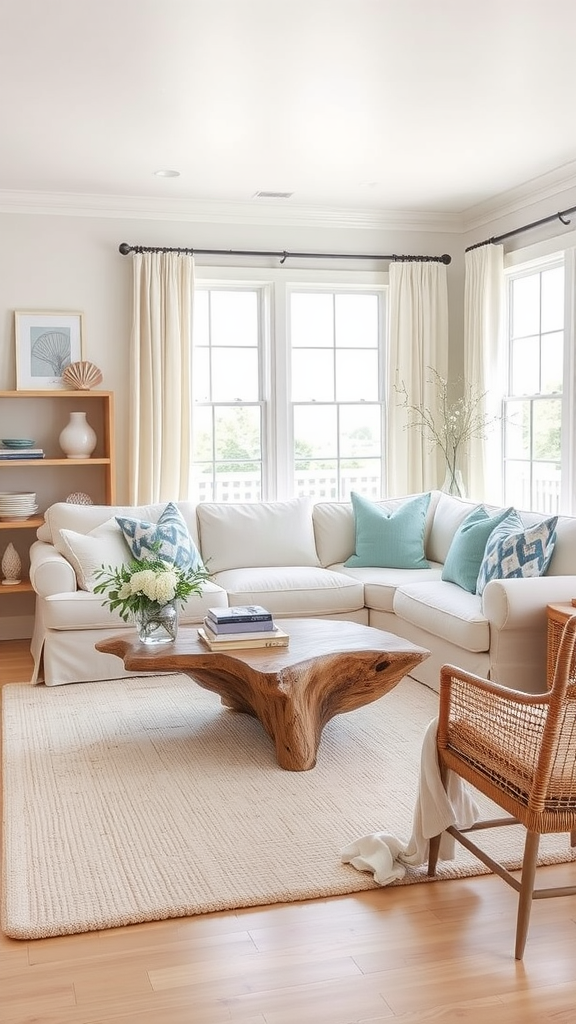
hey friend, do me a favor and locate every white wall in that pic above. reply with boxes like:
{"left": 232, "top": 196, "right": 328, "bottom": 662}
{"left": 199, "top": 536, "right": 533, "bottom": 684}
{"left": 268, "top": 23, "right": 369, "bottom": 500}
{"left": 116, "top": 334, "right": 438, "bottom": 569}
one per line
{"left": 0, "top": 210, "right": 463, "bottom": 503}
{"left": 0, "top": 188, "right": 573, "bottom": 641}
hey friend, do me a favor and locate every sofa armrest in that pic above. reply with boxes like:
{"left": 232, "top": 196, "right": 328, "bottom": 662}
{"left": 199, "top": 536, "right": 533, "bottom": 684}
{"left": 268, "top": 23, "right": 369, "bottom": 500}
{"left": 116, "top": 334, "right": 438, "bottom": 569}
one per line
{"left": 29, "top": 540, "right": 78, "bottom": 597}
{"left": 482, "top": 575, "right": 576, "bottom": 630}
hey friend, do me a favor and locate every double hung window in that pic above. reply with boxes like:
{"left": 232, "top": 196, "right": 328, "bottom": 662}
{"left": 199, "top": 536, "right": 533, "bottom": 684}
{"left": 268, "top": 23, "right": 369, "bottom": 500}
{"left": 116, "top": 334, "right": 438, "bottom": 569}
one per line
{"left": 503, "top": 256, "right": 565, "bottom": 513}
{"left": 191, "top": 268, "right": 387, "bottom": 503}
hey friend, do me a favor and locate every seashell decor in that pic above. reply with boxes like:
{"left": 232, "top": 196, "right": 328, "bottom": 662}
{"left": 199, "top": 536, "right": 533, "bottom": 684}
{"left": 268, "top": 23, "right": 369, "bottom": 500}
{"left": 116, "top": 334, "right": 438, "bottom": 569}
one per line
{"left": 66, "top": 492, "right": 93, "bottom": 505}
{"left": 62, "top": 360, "right": 103, "bottom": 390}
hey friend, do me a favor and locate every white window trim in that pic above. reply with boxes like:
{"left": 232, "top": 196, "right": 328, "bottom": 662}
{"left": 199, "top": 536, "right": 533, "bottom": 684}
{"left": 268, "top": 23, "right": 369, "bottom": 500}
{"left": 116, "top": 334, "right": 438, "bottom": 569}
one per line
{"left": 194, "top": 265, "right": 388, "bottom": 502}
{"left": 503, "top": 249, "right": 572, "bottom": 513}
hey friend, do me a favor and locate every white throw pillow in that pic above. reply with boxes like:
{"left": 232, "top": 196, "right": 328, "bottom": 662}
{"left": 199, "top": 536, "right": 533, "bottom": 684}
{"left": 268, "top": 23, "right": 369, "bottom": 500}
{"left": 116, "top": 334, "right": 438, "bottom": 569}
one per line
{"left": 59, "top": 518, "right": 131, "bottom": 592}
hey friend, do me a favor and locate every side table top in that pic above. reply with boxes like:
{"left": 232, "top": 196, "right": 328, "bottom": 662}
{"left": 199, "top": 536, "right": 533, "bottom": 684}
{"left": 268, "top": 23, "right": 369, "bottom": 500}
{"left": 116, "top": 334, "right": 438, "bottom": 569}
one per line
{"left": 548, "top": 602, "right": 576, "bottom": 616}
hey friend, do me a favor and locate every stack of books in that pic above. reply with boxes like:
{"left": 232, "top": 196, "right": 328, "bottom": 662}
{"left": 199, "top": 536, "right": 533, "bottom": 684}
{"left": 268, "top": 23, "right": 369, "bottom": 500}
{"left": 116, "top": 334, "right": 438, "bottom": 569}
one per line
{"left": 197, "top": 605, "right": 289, "bottom": 651}
{"left": 0, "top": 447, "right": 45, "bottom": 460}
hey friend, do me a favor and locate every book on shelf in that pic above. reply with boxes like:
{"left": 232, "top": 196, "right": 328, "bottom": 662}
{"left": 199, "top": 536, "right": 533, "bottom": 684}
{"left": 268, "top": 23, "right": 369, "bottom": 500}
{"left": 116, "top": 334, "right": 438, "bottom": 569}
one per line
{"left": 202, "top": 618, "right": 280, "bottom": 642}
{"left": 197, "top": 626, "right": 289, "bottom": 651}
{"left": 204, "top": 616, "right": 276, "bottom": 635}
{"left": 206, "top": 605, "right": 273, "bottom": 625}
{"left": 0, "top": 449, "right": 45, "bottom": 459}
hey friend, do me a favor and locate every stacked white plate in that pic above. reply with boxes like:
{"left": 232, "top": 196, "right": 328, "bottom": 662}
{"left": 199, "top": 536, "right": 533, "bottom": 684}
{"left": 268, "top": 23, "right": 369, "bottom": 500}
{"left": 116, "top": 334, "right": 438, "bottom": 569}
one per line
{"left": 0, "top": 492, "right": 38, "bottom": 521}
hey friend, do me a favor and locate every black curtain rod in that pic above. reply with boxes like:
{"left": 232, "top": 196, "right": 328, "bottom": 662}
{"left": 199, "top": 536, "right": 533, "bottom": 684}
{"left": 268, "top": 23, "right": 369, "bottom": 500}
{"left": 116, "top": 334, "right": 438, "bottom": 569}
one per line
{"left": 118, "top": 242, "right": 451, "bottom": 265}
{"left": 465, "top": 203, "right": 576, "bottom": 253}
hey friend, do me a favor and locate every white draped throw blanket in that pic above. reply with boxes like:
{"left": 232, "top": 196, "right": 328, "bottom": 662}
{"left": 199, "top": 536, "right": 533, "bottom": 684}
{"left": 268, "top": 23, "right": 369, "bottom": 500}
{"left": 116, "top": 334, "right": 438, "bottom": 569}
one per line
{"left": 341, "top": 718, "right": 481, "bottom": 884}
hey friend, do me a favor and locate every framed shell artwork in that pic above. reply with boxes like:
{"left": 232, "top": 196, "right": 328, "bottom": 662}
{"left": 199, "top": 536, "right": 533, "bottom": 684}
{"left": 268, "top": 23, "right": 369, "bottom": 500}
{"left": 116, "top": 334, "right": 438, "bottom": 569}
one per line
{"left": 14, "top": 311, "right": 84, "bottom": 390}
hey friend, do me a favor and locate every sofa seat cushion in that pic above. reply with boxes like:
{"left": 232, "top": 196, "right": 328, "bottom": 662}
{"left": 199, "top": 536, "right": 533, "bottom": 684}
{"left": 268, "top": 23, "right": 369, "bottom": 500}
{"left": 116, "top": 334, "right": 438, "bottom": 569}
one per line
{"left": 211, "top": 566, "right": 364, "bottom": 616}
{"left": 42, "top": 582, "right": 228, "bottom": 631}
{"left": 335, "top": 563, "right": 443, "bottom": 612}
{"left": 393, "top": 580, "right": 489, "bottom": 653}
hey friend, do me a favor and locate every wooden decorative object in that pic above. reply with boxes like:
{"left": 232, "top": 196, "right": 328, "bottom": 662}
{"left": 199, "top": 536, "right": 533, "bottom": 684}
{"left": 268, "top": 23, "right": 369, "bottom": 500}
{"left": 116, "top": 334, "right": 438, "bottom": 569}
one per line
{"left": 1, "top": 543, "right": 22, "bottom": 585}
{"left": 97, "top": 618, "right": 429, "bottom": 771}
{"left": 62, "top": 361, "right": 103, "bottom": 390}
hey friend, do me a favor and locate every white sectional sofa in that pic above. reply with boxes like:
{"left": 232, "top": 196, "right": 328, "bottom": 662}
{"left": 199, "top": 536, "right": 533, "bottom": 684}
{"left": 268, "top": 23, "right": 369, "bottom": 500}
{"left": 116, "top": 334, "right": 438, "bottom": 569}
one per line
{"left": 28, "top": 491, "right": 576, "bottom": 692}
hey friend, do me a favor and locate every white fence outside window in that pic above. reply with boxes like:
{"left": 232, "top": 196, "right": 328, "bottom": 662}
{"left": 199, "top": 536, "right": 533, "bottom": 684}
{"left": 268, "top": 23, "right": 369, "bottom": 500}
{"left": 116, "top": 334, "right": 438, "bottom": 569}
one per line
{"left": 191, "top": 470, "right": 561, "bottom": 512}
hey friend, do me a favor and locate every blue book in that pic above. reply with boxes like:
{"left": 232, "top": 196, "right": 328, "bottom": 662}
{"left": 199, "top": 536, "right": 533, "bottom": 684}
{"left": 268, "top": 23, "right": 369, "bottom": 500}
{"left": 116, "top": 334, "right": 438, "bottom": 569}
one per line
{"left": 204, "top": 617, "right": 276, "bottom": 635}
{"left": 202, "top": 619, "right": 278, "bottom": 640}
{"left": 207, "top": 605, "right": 273, "bottom": 625}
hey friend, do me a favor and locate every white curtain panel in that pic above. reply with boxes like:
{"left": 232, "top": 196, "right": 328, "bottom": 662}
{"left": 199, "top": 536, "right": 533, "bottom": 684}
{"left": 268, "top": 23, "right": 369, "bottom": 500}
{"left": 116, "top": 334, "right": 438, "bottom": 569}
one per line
{"left": 387, "top": 261, "right": 449, "bottom": 495}
{"left": 129, "top": 252, "right": 194, "bottom": 504}
{"left": 464, "top": 245, "right": 504, "bottom": 503}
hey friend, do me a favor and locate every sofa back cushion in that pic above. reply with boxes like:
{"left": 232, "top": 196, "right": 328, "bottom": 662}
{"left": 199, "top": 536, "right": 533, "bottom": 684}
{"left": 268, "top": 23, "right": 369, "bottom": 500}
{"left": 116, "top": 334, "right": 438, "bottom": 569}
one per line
{"left": 314, "top": 492, "right": 440, "bottom": 568}
{"left": 39, "top": 501, "right": 201, "bottom": 554}
{"left": 313, "top": 502, "right": 356, "bottom": 567}
{"left": 427, "top": 492, "right": 482, "bottom": 564}
{"left": 196, "top": 498, "right": 320, "bottom": 573}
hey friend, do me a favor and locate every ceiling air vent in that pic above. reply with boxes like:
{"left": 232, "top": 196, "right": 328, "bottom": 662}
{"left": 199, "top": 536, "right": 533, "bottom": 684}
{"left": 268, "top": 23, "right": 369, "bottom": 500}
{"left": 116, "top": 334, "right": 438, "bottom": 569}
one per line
{"left": 253, "top": 190, "right": 294, "bottom": 200}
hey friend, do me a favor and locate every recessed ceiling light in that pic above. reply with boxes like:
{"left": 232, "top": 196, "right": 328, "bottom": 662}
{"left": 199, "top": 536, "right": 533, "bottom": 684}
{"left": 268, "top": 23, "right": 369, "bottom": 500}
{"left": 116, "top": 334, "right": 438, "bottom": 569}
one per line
{"left": 154, "top": 169, "right": 180, "bottom": 178}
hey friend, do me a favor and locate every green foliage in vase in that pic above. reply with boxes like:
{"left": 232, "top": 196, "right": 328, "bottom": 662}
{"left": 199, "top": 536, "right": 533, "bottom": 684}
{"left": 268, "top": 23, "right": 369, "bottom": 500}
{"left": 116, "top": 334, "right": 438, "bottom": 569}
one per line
{"left": 94, "top": 546, "right": 211, "bottom": 622}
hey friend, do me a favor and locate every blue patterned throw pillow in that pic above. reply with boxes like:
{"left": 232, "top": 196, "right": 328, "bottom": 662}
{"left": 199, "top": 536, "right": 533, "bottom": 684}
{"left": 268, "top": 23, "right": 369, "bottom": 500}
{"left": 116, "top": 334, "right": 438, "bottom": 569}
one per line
{"left": 116, "top": 502, "right": 203, "bottom": 570}
{"left": 476, "top": 511, "right": 558, "bottom": 596}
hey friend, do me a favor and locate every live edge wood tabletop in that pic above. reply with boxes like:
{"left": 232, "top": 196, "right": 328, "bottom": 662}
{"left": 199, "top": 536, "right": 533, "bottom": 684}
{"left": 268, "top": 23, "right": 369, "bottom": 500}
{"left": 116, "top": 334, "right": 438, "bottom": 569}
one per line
{"left": 547, "top": 601, "right": 576, "bottom": 688}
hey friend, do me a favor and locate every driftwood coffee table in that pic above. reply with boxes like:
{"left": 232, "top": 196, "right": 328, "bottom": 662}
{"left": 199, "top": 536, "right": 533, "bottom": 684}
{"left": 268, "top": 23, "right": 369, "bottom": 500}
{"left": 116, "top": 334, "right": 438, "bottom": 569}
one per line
{"left": 97, "top": 618, "right": 429, "bottom": 771}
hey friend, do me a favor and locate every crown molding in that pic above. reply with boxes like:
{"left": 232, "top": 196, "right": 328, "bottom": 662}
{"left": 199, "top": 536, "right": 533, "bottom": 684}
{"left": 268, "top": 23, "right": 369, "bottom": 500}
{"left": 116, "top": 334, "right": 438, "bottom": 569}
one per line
{"left": 3, "top": 163, "right": 576, "bottom": 240}
{"left": 0, "top": 188, "right": 464, "bottom": 234}
{"left": 462, "top": 161, "right": 576, "bottom": 234}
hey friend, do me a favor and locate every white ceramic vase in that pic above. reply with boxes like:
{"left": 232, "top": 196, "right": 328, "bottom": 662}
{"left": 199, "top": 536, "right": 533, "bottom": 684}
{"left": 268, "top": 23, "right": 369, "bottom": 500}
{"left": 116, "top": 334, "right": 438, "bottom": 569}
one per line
{"left": 1, "top": 542, "right": 22, "bottom": 585}
{"left": 59, "top": 411, "right": 97, "bottom": 459}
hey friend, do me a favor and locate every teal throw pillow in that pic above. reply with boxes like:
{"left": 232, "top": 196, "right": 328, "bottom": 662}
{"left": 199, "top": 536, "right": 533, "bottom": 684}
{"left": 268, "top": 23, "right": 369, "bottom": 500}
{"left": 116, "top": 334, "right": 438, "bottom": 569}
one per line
{"left": 116, "top": 502, "right": 203, "bottom": 570}
{"left": 441, "top": 505, "right": 514, "bottom": 594}
{"left": 476, "top": 511, "right": 558, "bottom": 595}
{"left": 344, "top": 491, "right": 431, "bottom": 569}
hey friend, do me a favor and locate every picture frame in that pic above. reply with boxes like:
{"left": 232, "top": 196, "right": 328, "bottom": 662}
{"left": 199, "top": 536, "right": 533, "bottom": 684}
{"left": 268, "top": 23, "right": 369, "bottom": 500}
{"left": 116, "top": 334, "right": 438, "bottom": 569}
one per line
{"left": 14, "top": 311, "right": 84, "bottom": 390}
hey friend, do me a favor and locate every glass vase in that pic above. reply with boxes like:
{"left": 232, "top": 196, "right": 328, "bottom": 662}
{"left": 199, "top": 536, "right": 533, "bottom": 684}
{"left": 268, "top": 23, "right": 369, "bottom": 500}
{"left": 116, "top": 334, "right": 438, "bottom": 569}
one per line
{"left": 441, "top": 466, "right": 466, "bottom": 499}
{"left": 134, "top": 600, "right": 178, "bottom": 644}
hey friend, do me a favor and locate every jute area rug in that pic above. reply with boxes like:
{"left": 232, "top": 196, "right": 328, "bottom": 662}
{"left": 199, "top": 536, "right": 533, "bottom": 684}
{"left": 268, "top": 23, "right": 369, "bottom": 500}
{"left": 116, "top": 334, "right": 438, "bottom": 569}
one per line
{"left": 3, "top": 673, "right": 576, "bottom": 939}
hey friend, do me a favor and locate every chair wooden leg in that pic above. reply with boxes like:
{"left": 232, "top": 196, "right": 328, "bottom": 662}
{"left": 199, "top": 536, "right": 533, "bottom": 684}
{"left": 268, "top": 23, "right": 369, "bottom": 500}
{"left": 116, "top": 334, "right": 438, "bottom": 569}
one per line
{"left": 570, "top": 829, "right": 576, "bottom": 847}
{"left": 515, "top": 831, "right": 540, "bottom": 960}
{"left": 427, "top": 833, "right": 442, "bottom": 876}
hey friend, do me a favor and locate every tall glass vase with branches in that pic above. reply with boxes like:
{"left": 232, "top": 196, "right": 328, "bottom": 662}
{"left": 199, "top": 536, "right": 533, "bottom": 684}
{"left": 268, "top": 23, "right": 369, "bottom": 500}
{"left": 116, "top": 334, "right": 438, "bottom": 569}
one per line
{"left": 396, "top": 368, "right": 496, "bottom": 497}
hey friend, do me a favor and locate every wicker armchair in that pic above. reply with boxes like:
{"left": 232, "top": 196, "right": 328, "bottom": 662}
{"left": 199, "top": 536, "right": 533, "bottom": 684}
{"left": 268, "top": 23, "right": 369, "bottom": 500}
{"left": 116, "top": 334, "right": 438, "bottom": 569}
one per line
{"left": 427, "top": 614, "right": 576, "bottom": 960}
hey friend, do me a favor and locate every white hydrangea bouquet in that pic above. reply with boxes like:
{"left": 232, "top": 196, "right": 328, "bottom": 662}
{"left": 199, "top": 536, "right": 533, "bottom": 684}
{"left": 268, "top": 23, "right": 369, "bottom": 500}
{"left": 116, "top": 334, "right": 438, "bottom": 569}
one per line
{"left": 94, "top": 547, "right": 211, "bottom": 642}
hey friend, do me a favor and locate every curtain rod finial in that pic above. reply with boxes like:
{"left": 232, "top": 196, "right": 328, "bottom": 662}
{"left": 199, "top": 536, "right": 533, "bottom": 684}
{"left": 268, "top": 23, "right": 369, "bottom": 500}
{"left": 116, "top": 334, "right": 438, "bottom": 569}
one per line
{"left": 441, "top": 254, "right": 451, "bottom": 265}
{"left": 119, "top": 242, "right": 132, "bottom": 255}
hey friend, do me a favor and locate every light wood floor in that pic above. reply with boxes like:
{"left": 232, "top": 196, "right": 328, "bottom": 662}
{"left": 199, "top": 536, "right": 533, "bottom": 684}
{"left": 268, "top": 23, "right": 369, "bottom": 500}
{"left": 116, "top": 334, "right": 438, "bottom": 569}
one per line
{"left": 2, "top": 641, "right": 576, "bottom": 1024}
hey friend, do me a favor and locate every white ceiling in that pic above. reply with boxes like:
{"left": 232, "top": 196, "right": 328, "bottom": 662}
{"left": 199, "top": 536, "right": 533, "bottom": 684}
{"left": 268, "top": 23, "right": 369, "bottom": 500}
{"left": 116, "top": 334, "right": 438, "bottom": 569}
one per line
{"left": 2, "top": 0, "right": 576, "bottom": 223}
